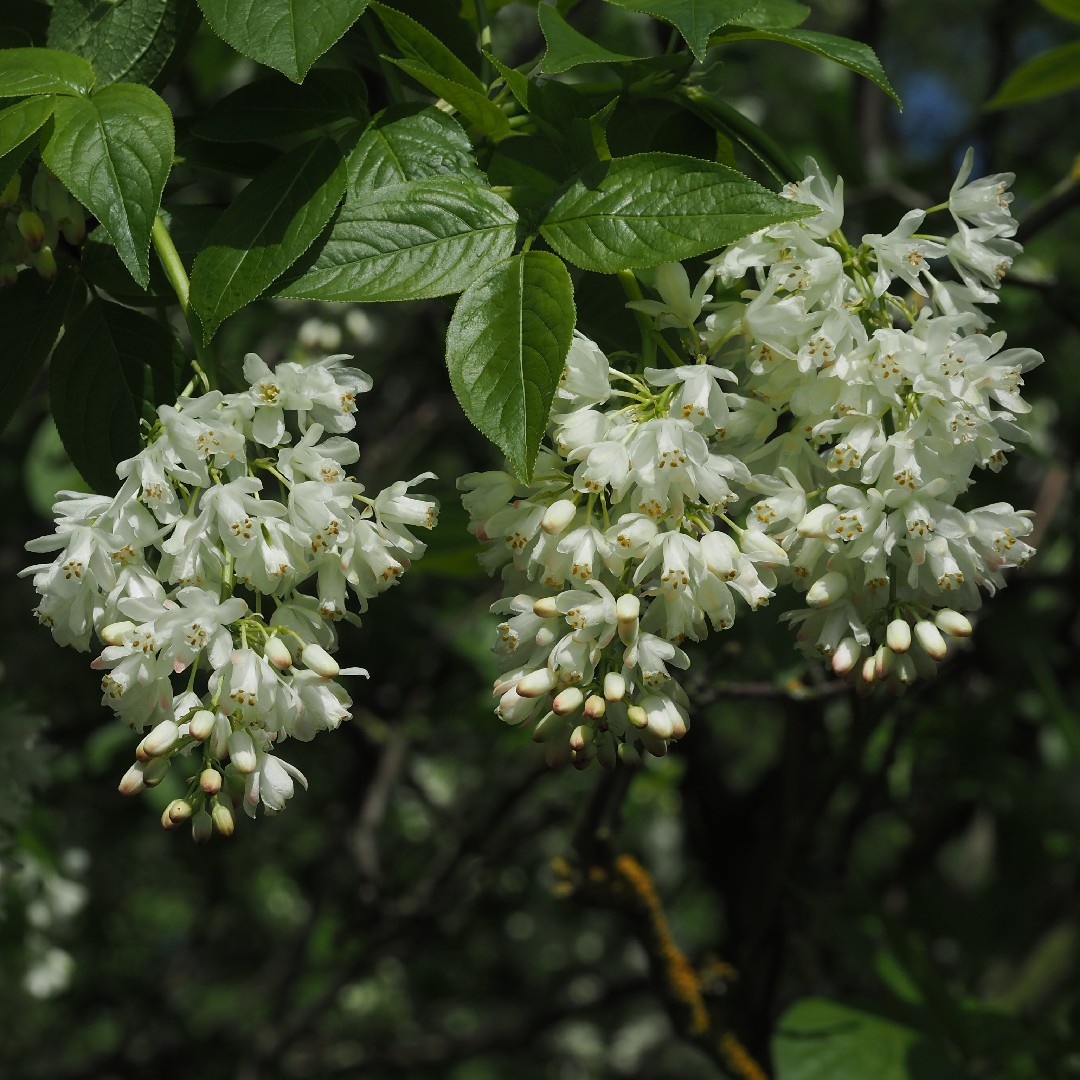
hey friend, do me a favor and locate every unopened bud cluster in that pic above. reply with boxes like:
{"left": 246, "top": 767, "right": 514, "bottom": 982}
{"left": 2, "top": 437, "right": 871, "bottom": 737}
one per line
{"left": 0, "top": 160, "right": 86, "bottom": 286}
{"left": 461, "top": 150, "right": 1040, "bottom": 763}
{"left": 24, "top": 354, "right": 437, "bottom": 833}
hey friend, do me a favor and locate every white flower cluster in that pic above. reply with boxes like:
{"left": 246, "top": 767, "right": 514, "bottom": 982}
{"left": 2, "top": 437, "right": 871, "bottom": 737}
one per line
{"left": 461, "top": 151, "right": 1039, "bottom": 766}
{"left": 23, "top": 354, "right": 437, "bottom": 836}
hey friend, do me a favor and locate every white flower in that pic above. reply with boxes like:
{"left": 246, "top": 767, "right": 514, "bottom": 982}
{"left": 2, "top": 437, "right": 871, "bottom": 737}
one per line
{"left": 862, "top": 210, "right": 947, "bottom": 297}
{"left": 244, "top": 752, "right": 309, "bottom": 815}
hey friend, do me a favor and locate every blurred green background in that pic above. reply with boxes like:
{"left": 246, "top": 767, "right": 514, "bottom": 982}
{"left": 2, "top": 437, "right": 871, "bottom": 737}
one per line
{"left": 1, "top": 0, "right": 1078, "bottom": 1077}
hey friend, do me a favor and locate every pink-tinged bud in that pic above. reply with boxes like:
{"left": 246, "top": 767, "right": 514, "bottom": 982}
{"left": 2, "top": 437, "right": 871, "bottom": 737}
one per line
{"left": 516, "top": 668, "right": 557, "bottom": 698}
{"left": 552, "top": 687, "right": 584, "bottom": 716}
{"left": 797, "top": 503, "right": 837, "bottom": 538}
{"left": 739, "top": 529, "right": 788, "bottom": 567}
{"left": 200, "top": 768, "right": 223, "bottom": 796}
{"left": 541, "top": 499, "right": 577, "bottom": 535}
{"left": 301, "top": 643, "right": 339, "bottom": 677}
{"left": 806, "top": 570, "right": 848, "bottom": 609}
{"left": 100, "top": 621, "right": 135, "bottom": 646}
{"left": 583, "top": 694, "right": 606, "bottom": 720}
{"left": 211, "top": 801, "right": 235, "bottom": 837}
{"left": 914, "top": 619, "right": 947, "bottom": 660}
{"left": 603, "top": 672, "right": 626, "bottom": 702}
{"left": 626, "top": 704, "right": 648, "bottom": 729}
{"left": 264, "top": 636, "right": 293, "bottom": 669}
{"left": 569, "top": 725, "right": 589, "bottom": 752}
{"left": 874, "top": 644, "right": 892, "bottom": 681}
{"left": 161, "top": 805, "right": 179, "bottom": 830}
{"left": 532, "top": 711, "right": 565, "bottom": 743}
{"left": 191, "top": 809, "right": 213, "bottom": 843}
{"left": 886, "top": 618, "right": 911, "bottom": 654}
{"left": 228, "top": 729, "right": 257, "bottom": 774}
{"left": 167, "top": 798, "right": 193, "bottom": 824}
{"left": 118, "top": 762, "right": 146, "bottom": 796}
{"left": 532, "top": 596, "right": 559, "bottom": 619}
{"left": 141, "top": 719, "right": 180, "bottom": 757}
{"left": 188, "top": 709, "right": 216, "bottom": 742}
{"left": 17, "top": 210, "right": 45, "bottom": 250}
{"left": 497, "top": 687, "right": 535, "bottom": 725}
{"left": 860, "top": 655, "right": 877, "bottom": 687}
{"left": 935, "top": 609, "right": 972, "bottom": 637}
{"left": 831, "top": 636, "right": 861, "bottom": 676}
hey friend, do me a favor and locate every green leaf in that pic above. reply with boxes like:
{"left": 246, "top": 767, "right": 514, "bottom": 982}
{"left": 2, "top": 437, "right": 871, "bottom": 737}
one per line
{"left": 195, "top": 0, "right": 369, "bottom": 83}
{"left": 0, "top": 267, "right": 81, "bottom": 434}
{"left": 986, "top": 41, "right": 1080, "bottom": 109}
{"left": 194, "top": 68, "right": 369, "bottom": 142}
{"left": 712, "top": 27, "right": 901, "bottom": 107}
{"left": 446, "top": 251, "right": 574, "bottom": 481}
{"left": 388, "top": 56, "right": 511, "bottom": 140}
{"left": 731, "top": 0, "right": 810, "bottom": 27}
{"left": 49, "top": 295, "right": 181, "bottom": 492}
{"left": 1037, "top": 0, "right": 1080, "bottom": 23}
{"left": 190, "top": 136, "right": 347, "bottom": 340}
{"left": 346, "top": 104, "right": 484, "bottom": 196}
{"left": 43, "top": 82, "right": 174, "bottom": 288}
{"left": 540, "top": 152, "right": 812, "bottom": 272}
{"left": 372, "top": 2, "right": 484, "bottom": 91}
{"left": 47, "top": 0, "right": 201, "bottom": 88}
{"left": 0, "top": 46, "right": 96, "bottom": 97}
{"left": 276, "top": 176, "right": 518, "bottom": 302}
{"left": 772, "top": 999, "right": 964, "bottom": 1080}
{"left": 0, "top": 95, "right": 55, "bottom": 158}
{"left": 538, "top": 5, "right": 641, "bottom": 73}
{"left": 605, "top": 0, "right": 756, "bottom": 61}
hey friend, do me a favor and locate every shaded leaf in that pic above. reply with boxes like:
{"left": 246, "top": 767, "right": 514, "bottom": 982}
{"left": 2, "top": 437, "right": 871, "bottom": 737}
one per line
{"left": 346, "top": 104, "right": 483, "bottom": 196}
{"left": 0, "top": 46, "right": 96, "bottom": 97}
{"left": 986, "top": 41, "right": 1080, "bottom": 109}
{"left": 0, "top": 267, "right": 81, "bottom": 434}
{"left": 49, "top": 295, "right": 182, "bottom": 492}
{"left": 605, "top": 0, "right": 756, "bottom": 61}
{"left": 43, "top": 82, "right": 174, "bottom": 287}
{"left": 195, "top": 68, "right": 368, "bottom": 142}
{"left": 446, "top": 251, "right": 574, "bottom": 481}
{"left": 389, "top": 56, "right": 511, "bottom": 140}
{"left": 190, "top": 137, "right": 347, "bottom": 340}
{"left": 731, "top": 0, "right": 810, "bottom": 27}
{"left": 372, "top": 2, "right": 484, "bottom": 91}
{"left": 538, "top": 5, "right": 641, "bottom": 73}
{"left": 712, "top": 26, "right": 901, "bottom": 107}
{"left": 195, "top": 0, "right": 369, "bottom": 82}
{"left": 0, "top": 95, "right": 55, "bottom": 158}
{"left": 1036, "top": 0, "right": 1080, "bottom": 22}
{"left": 276, "top": 176, "right": 518, "bottom": 302}
{"left": 540, "top": 152, "right": 812, "bottom": 272}
{"left": 47, "top": 0, "right": 201, "bottom": 88}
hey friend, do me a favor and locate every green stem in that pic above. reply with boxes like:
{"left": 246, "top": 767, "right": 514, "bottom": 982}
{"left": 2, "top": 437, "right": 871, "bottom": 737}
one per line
{"left": 475, "top": 0, "right": 493, "bottom": 85}
{"left": 151, "top": 215, "right": 214, "bottom": 390}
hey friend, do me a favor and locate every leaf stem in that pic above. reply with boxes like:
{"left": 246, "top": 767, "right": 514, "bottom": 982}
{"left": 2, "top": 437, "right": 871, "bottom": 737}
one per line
{"left": 151, "top": 214, "right": 214, "bottom": 390}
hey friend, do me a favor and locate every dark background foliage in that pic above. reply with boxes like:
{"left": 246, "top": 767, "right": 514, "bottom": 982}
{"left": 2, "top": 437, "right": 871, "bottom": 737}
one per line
{"left": 1, "top": 0, "right": 1078, "bottom": 1077}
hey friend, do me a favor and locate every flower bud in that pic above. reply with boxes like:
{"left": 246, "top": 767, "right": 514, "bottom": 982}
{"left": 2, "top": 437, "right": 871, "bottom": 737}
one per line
{"left": 831, "top": 636, "right": 861, "bottom": 676}
{"left": 212, "top": 800, "right": 235, "bottom": 838}
{"left": 140, "top": 719, "right": 180, "bottom": 758}
{"left": 200, "top": 768, "right": 223, "bottom": 796}
{"left": 552, "top": 686, "right": 584, "bottom": 716}
{"left": 893, "top": 653, "right": 917, "bottom": 687}
{"left": 167, "top": 798, "right": 194, "bottom": 824}
{"left": 615, "top": 594, "right": 640, "bottom": 646}
{"left": 534, "top": 626, "right": 556, "bottom": 648}
{"left": 61, "top": 205, "right": 86, "bottom": 246}
{"left": 583, "top": 694, "right": 606, "bottom": 720}
{"left": 541, "top": 499, "right": 577, "bottom": 535}
{"left": 118, "top": 762, "right": 147, "bottom": 796}
{"left": 914, "top": 619, "right": 947, "bottom": 660}
{"left": 188, "top": 709, "right": 216, "bottom": 742}
{"left": 797, "top": 503, "right": 837, "bottom": 538}
{"left": 618, "top": 740, "right": 642, "bottom": 766}
{"left": 17, "top": 210, "right": 45, "bottom": 251}
{"left": 935, "top": 609, "right": 972, "bottom": 637}
{"left": 0, "top": 172, "right": 20, "bottom": 208}
{"left": 886, "top": 618, "right": 911, "bottom": 654}
{"left": 516, "top": 668, "right": 557, "bottom": 698}
{"left": 31, "top": 170, "right": 49, "bottom": 211}
{"left": 100, "top": 621, "right": 135, "bottom": 646}
{"left": 264, "top": 636, "right": 293, "bottom": 669}
{"left": 0, "top": 262, "right": 17, "bottom": 288}
{"left": 603, "top": 671, "right": 626, "bottom": 702}
{"left": 532, "top": 710, "right": 566, "bottom": 743}
{"left": 301, "top": 643, "right": 339, "bottom": 677}
{"left": 532, "top": 596, "right": 560, "bottom": 619}
{"left": 626, "top": 704, "right": 648, "bottom": 729}
{"left": 739, "top": 529, "right": 788, "bottom": 567}
{"left": 569, "top": 725, "right": 589, "bottom": 752}
{"left": 31, "top": 246, "right": 57, "bottom": 281}
{"left": 806, "top": 570, "right": 848, "bottom": 609}
{"left": 228, "top": 729, "right": 257, "bottom": 774}
{"left": 859, "top": 655, "right": 877, "bottom": 687}
{"left": 874, "top": 644, "right": 893, "bottom": 681}
{"left": 596, "top": 736, "right": 617, "bottom": 770}
{"left": 191, "top": 809, "right": 213, "bottom": 844}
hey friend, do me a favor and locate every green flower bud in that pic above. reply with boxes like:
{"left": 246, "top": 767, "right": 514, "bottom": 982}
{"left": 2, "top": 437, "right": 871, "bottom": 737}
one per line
{"left": 17, "top": 210, "right": 45, "bottom": 251}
